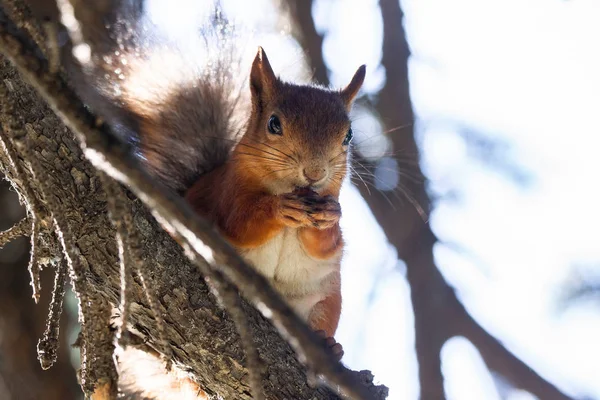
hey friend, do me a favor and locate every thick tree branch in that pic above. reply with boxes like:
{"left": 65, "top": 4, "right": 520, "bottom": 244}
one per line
{"left": 0, "top": 3, "right": 387, "bottom": 399}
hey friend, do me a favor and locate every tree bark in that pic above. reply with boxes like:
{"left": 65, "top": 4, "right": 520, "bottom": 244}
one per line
{"left": 0, "top": 2, "right": 387, "bottom": 399}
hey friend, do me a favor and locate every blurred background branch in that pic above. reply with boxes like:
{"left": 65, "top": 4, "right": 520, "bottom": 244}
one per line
{"left": 283, "top": 0, "right": 576, "bottom": 398}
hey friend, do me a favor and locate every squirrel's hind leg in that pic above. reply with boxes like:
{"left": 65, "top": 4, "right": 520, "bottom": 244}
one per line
{"left": 309, "top": 285, "right": 344, "bottom": 361}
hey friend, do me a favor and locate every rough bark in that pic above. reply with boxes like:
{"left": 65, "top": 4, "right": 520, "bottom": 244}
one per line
{"left": 0, "top": 2, "right": 387, "bottom": 399}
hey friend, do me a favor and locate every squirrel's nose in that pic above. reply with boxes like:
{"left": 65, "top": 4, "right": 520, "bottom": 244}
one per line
{"left": 303, "top": 166, "right": 327, "bottom": 184}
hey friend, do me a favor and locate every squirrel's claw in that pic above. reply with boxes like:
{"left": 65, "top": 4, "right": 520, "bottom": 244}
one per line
{"left": 315, "top": 330, "right": 344, "bottom": 361}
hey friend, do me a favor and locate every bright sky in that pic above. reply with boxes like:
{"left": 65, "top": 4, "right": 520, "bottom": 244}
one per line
{"left": 318, "top": 0, "right": 600, "bottom": 399}
{"left": 148, "top": 0, "right": 600, "bottom": 398}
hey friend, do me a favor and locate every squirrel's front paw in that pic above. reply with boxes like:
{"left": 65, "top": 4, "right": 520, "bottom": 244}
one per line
{"left": 278, "top": 192, "right": 341, "bottom": 229}
{"left": 278, "top": 192, "right": 316, "bottom": 228}
{"left": 304, "top": 195, "right": 341, "bottom": 230}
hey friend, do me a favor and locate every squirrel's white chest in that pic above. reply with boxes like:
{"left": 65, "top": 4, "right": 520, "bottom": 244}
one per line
{"left": 239, "top": 229, "right": 339, "bottom": 320}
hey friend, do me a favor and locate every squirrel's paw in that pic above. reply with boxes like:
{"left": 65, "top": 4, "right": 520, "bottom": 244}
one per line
{"left": 278, "top": 192, "right": 341, "bottom": 229}
{"left": 304, "top": 195, "right": 341, "bottom": 230}
{"left": 315, "top": 330, "right": 344, "bottom": 361}
{"left": 278, "top": 193, "right": 317, "bottom": 227}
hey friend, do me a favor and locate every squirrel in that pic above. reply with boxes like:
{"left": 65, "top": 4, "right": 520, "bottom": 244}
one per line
{"left": 64, "top": 4, "right": 364, "bottom": 397}
{"left": 184, "top": 47, "right": 365, "bottom": 355}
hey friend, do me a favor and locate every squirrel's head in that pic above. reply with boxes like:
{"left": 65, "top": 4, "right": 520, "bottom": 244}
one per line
{"left": 235, "top": 47, "right": 365, "bottom": 196}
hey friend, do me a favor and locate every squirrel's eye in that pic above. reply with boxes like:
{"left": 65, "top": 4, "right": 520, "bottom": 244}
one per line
{"left": 342, "top": 128, "right": 353, "bottom": 146}
{"left": 267, "top": 115, "right": 282, "bottom": 135}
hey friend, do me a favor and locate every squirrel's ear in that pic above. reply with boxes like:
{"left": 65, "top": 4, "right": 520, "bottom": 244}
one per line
{"left": 250, "top": 47, "right": 277, "bottom": 104}
{"left": 340, "top": 65, "right": 366, "bottom": 108}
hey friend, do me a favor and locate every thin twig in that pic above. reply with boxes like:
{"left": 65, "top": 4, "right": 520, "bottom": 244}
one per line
{"left": 21, "top": 136, "right": 93, "bottom": 392}
{"left": 5, "top": 88, "right": 114, "bottom": 393}
{"left": 99, "top": 172, "right": 134, "bottom": 346}
{"left": 27, "top": 217, "right": 41, "bottom": 302}
{"left": 26, "top": 145, "right": 117, "bottom": 395}
{"left": 0, "top": 14, "right": 374, "bottom": 400}
{"left": 0, "top": 217, "right": 30, "bottom": 248}
{"left": 37, "top": 258, "right": 67, "bottom": 370}
{"left": 119, "top": 185, "right": 174, "bottom": 368}
{"left": 0, "top": 97, "right": 43, "bottom": 302}
{"left": 135, "top": 259, "right": 173, "bottom": 367}
{"left": 20, "top": 121, "right": 117, "bottom": 396}
{"left": 100, "top": 172, "right": 173, "bottom": 367}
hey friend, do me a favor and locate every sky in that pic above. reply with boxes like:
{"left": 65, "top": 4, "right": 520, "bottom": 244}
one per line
{"left": 321, "top": 0, "right": 600, "bottom": 399}
{"left": 146, "top": 0, "right": 600, "bottom": 398}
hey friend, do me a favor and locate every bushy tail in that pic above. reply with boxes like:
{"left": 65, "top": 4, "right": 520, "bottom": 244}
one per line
{"left": 63, "top": 3, "right": 248, "bottom": 193}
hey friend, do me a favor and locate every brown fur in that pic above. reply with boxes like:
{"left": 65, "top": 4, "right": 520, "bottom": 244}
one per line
{"left": 185, "top": 48, "right": 365, "bottom": 339}
{"left": 309, "top": 283, "right": 343, "bottom": 338}
{"left": 67, "top": 9, "right": 248, "bottom": 194}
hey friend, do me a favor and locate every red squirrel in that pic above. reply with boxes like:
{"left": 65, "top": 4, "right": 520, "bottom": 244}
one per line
{"left": 184, "top": 48, "right": 365, "bottom": 353}
{"left": 64, "top": 7, "right": 364, "bottom": 396}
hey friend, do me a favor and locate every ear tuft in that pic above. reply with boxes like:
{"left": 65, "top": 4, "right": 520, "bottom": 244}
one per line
{"left": 250, "top": 46, "right": 277, "bottom": 102}
{"left": 340, "top": 65, "right": 366, "bottom": 108}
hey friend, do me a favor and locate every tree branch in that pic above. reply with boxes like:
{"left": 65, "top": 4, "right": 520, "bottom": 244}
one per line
{"left": 282, "top": 0, "right": 328, "bottom": 85}
{"left": 372, "top": 1, "right": 573, "bottom": 398}
{"left": 0, "top": 216, "right": 30, "bottom": 247}
{"left": 37, "top": 258, "right": 67, "bottom": 370}
{"left": 0, "top": 3, "right": 387, "bottom": 399}
{"left": 452, "top": 300, "right": 573, "bottom": 400}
